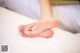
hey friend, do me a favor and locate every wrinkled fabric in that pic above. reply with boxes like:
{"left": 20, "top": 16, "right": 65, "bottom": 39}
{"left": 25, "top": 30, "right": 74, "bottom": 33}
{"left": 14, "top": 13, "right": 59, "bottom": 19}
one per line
{"left": 2, "top": 0, "right": 80, "bottom": 33}
{"left": 3, "top": 0, "right": 41, "bottom": 19}
{"left": 52, "top": 5, "right": 80, "bottom": 33}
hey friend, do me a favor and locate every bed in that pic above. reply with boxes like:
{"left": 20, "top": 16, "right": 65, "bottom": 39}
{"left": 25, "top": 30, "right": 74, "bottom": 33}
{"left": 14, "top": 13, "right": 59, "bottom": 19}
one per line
{"left": 0, "top": 7, "right": 80, "bottom": 53}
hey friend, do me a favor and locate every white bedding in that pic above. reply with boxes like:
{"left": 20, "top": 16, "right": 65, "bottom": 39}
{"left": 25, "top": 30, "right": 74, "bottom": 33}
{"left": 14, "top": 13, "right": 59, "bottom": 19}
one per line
{"left": 0, "top": 7, "right": 80, "bottom": 53}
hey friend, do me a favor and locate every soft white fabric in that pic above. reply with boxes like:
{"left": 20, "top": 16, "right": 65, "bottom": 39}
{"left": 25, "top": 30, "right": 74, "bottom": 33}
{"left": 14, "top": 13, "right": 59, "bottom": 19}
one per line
{"left": 0, "top": 7, "right": 80, "bottom": 53}
{"left": 52, "top": 5, "right": 80, "bottom": 33}
{"left": 4, "top": 0, "right": 41, "bottom": 19}
{"left": 3, "top": 0, "right": 80, "bottom": 33}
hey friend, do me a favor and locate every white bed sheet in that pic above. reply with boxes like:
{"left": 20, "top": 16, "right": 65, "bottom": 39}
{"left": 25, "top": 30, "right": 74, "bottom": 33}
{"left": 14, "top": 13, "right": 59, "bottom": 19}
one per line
{"left": 0, "top": 7, "right": 80, "bottom": 53}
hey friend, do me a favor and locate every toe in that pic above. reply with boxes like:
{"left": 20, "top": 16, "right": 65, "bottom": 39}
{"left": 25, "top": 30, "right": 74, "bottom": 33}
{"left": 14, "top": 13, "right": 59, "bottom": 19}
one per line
{"left": 24, "top": 24, "right": 33, "bottom": 31}
{"left": 18, "top": 25, "right": 25, "bottom": 30}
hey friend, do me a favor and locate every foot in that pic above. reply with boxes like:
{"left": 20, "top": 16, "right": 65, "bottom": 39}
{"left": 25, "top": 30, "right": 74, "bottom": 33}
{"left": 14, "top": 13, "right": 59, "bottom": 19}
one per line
{"left": 18, "top": 18, "right": 57, "bottom": 38}
{"left": 31, "top": 19, "right": 57, "bottom": 35}
{"left": 18, "top": 24, "right": 53, "bottom": 38}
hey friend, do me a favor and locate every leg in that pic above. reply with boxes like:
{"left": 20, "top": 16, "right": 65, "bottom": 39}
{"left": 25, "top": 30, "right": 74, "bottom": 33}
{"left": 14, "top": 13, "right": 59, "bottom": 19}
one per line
{"left": 3, "top": 0, "right": 58, "bottom": 38}
{"left": 0, "top": 7, "right": 53, "bottom": 38}
{"left": 0, "top": 7, "right": 80, "bottom": 53}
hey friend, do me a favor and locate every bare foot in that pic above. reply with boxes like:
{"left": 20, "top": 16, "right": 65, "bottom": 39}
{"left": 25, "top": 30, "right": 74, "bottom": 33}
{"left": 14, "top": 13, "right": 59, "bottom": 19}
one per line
{"left": 18, "top": 24, "right": 53, "bottom": 38}
{"left": 31, "top": 19, "right": 57, "bottom": 35}
{"left": 18, "top": 19, "right": 57, "bottom": 38}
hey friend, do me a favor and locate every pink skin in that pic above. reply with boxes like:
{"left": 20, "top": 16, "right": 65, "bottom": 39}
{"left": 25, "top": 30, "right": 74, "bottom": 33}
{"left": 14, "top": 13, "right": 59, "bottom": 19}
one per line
{"left": 18, "top": 24, "right": 53, "bottom": 38}
{"left": 18, "top": 19, "right": 58, "bottom": 38}
{"left": 31, "top": 20, "right": 57, "bottom": 35}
